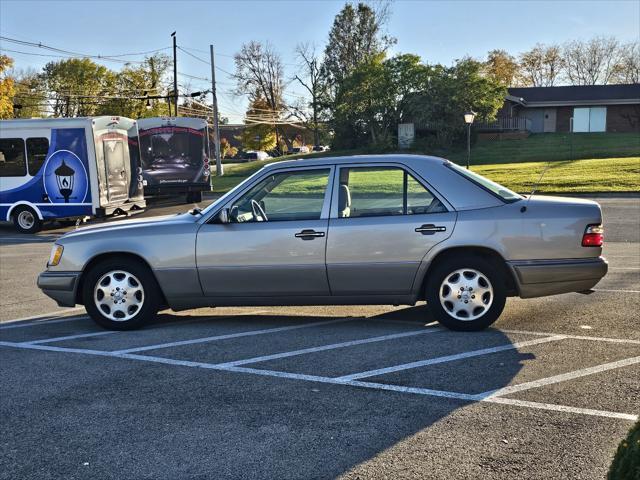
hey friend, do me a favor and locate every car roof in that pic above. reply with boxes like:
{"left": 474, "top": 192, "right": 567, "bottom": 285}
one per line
{"left": 263, "top": 154, "right": 449, "bottom": 171}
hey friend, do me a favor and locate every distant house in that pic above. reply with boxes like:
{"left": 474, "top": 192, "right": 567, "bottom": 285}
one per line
{"left": 495, "top": 84, "right": 640, "bottom": 133}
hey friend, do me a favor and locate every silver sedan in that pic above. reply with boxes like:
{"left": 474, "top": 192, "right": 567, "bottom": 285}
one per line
{"left": 38, "top": 155, "right": 608, "bottom": 331}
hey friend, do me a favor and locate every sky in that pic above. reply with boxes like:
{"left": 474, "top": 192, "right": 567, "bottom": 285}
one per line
{"left": 1, "top": 0, "right": 638, "bottom": 122}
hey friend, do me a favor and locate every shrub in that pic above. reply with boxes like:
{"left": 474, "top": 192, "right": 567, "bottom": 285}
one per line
{"left": 608, "top": 420, "right": 640, "bottom": 480}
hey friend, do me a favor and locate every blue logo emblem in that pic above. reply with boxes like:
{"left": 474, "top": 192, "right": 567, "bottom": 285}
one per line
{"left": 42, "top": 150, "right": 88, "bottom": 204}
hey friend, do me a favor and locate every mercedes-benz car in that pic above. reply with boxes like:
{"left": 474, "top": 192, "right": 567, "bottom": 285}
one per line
{"left": 38, "top": 155, "right": 608, "bottom": 331}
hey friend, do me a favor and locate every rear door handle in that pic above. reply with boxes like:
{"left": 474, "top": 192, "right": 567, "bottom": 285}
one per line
{"left": 295, "top": 229, "right": 325, "bottom": 240}
{"left": 415, "top": 224, "right": 446, "bottom": 235}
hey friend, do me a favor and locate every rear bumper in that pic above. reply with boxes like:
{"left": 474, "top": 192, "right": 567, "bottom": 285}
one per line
{"left": 508, "top": 257, "right": 608, "bottom": 298}
{"left": 37, "top": 271, "right": 80, "bottom": 307}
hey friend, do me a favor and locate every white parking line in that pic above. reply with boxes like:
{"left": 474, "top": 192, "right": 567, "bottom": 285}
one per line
{"left": 25, "top": 330, "right": 117, "bottom": 345}
{"left": 214, "top": 327, "right": 442, "bottom": 367}
{"left": 594, "top": 288, "right": 640, "bottom": 294}
{"left": 501, "top": 329, "right": 640, "bottom": 345}
{"left": 334, "top": 336, "right": 567, "bottom": 382}
{"left": 480, "top": 356, "right": 640, "bottom": 398}
{"left": 112, "top": 317, "right": 355, "bottom": 354}
{"left": 0, "top": 314, "right": 89, "bottom": 330}
{"left": 0, "top": 340, "right": 634, "bottom": 421}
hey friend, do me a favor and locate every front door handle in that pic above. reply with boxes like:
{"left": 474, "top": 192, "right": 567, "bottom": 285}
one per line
{"left": 415, "top": 224, "right": 446, "bottom": 235}
{"left": 295, "top": 229, "right": 325, "bottom": 240}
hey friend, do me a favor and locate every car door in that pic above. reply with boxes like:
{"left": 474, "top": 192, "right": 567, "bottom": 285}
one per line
{"left": 196, "top": 166, "right": 334, "bottom": 297}
{"left": 326, "top": 164, "right": 456, "bottom": 296}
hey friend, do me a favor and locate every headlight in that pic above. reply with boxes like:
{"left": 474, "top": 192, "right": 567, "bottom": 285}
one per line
{"left": 48, "top": 244, "right": 64, "bottom": 266}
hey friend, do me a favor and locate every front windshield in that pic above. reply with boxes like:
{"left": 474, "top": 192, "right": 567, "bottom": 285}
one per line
{"left": 447, "top": 162, "right": 522, "bottom": 203}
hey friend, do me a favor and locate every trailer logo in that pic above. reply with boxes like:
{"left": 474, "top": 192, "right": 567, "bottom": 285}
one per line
{"left": 42, "top": 150, "right": 88, "bottom": 204}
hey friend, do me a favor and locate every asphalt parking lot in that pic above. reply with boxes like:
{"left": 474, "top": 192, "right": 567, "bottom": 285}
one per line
{"left": 0, "top": 195, "right": 638, "bottom": 479}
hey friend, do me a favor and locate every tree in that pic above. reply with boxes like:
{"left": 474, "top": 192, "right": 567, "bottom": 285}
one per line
{"left": 219, "top": 137, "right": 238, "bottom": 159}
{"left": 612, "top": 41, "right": 640, "bottom": 84}
{"left": 234, "top": 41, "right": 290, "bottom": 151}
{"left": 98, "top": 54, "right": 171, "bottom": 118}
{"left": 10, "top": 68, "right": 48, "bottom": 118}
{"left": 406, "top": 58, "right": 506, "bottom": 147}
{"left": 518, "top": 43, "right": 564, "bottom": 87}
{"left": 41, "top": 58, "right": 115, "bottom": 117}
{"left": 562, "top": 36, "right": 622, "bottom": 85}
{"left": 484, "top": 49, "right": 519, "bottom": 86}
{"left": 0, "top": 55, "right": 15, "bottom": 119}
{"left": 291, "top": 42, "right": 328, "bottom": 146}
{"left": 322, "top": 2, "right": 396, "bottom": 90}
{"left": 332, "top": 53, "right": 430, "bottom": 149}
{"left": 239, "top": 97, "right": 277, "bottom": 152}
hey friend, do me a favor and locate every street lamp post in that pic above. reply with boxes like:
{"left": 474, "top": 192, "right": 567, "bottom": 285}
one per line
{"left": 464, "top": 111, "right": 476, "bottom": 170}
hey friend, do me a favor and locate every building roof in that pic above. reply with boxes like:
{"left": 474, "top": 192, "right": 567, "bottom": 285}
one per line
{"left": 507, "top": 84, "right": 640, "bottom": 107}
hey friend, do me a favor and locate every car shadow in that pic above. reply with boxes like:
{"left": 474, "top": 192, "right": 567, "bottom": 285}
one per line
{"left": 76, "top": 305, "right": 533, "bottom": 479}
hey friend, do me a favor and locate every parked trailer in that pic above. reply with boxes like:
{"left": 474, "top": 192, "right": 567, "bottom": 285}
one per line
{"left": 0, "top": 116, "right": 145, "bottom": 233}
{"left": 136, "top": 117, "right": 211, "bottom": 203}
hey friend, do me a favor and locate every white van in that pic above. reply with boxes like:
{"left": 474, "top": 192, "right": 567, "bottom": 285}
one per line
{"left": 0, "top": 116, "right": 146, "bottom": 233}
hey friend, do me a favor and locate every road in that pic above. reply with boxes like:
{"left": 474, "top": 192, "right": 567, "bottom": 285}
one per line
{"left": 0, "top": 195, "right": 638, "bottom": 479}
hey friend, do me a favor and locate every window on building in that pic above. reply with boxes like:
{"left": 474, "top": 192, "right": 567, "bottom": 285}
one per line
{"left": 26, "top": 137, "right": 49, "bottom": 175}
{"left": 0, "top": 138, "right": 27, "bottom": 177}
{"left": 573, "top": 107, "right": 607, "bottom": 132}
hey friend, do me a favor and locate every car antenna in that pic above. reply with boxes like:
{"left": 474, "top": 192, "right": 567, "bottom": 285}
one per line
{"left": 522, "top": 160, "right": 553, "bottom": 213}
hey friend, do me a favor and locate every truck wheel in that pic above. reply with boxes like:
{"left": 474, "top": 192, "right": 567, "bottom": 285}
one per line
{"left": 426, "top": 255, "right": 506, "bottom": 331}
{"left": 82, "top": 258, "right": 160, "bottom": 330}
{"left": 12, "top": 205, "right": 42, "bottom": 234}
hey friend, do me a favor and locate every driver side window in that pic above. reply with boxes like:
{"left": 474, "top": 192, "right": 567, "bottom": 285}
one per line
{"left": 230, "top": 168, "right": 330, "bottom": 222}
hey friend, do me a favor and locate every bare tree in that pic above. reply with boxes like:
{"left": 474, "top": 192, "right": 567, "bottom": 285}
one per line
{"left": 234, "top": 41, "right": 291, "bottom": 151}
{"left": 291, "top": 42, "right": 326, "bottom": 146}
{"left": 518, "top": 43, "right": 564, "bottom": 87}
{"left": 612, "top": 41, "right": 640, "bottom": 84}
{"left": 562, "top": 36, "right": 622, "bottom": 85}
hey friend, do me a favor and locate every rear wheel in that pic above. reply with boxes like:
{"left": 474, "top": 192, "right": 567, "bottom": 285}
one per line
{"left": 12, "top": 205, "right": 42, "bottom": 234}
{"left": 82, "top": 258, "right": 160, "bottom": 330}
{"left": 426, "top": 255, "right": 506, "bottom": 331}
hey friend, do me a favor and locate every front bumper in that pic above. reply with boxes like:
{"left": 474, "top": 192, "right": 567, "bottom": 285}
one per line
{"left": 37, "top": 271, "right": 80, "bottom": 307}
{"left": 508, "top": 257, "right": 608, "bottom": 298}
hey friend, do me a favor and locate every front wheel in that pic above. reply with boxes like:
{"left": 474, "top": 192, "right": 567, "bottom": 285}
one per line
{"left": 426, "top": 256, "right": 506, "bottom": 331}
{"left": 82, "top": 258, "right": 160, "bottom": 330}
{"left": 12, "top": 205, "right": 42, "bottom": 234}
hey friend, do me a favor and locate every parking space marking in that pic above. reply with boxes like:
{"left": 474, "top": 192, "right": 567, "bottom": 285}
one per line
{"left": 501, "top": 329, "right": 640, "bottom": 344}
{"left": 594, "top": 288, "right": 640, "bottom": 294}
{"left": 0, "top": 339, "right": 636, "bottom": 422}
{"left": 485, "top": 397, "right": 637, "bottom": 421}
{"left": 112, "top": 317, "right": 355, "bottom": 354}
{"left": 214, "top": 327, "right": 442, "bottom": 367}
{"left": 480, "top": 355, "right": 640, "bottom": 398}
{"left": 334, "top": 335, "right": 567, "bottom": 381}
{"left": 25, "top": 330, "right": 117, "bottom": 345}
{"left": 0, "top": 311, "right": 87, "bottom": 329}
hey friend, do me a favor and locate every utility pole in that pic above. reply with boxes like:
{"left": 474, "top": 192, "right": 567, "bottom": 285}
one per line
{"left": 210, "top": 45, "right": 223, "bottom": 177}
{"left": 171, "top": 31, "right": 178, "bottom": 116}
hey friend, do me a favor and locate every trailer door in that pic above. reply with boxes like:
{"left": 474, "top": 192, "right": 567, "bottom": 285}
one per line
{"left": 103, "top": 138, "right": 129, "bottom": 203}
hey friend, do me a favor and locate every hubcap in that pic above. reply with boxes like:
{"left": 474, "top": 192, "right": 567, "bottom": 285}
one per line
{"left": 439, "top": 268, "right": 493, "bottom": 321}
{"left": 17, "top": 211, "right": 35, "bottom": 230}
{"left": 93, "top": 270, "right": 144, "bottom": 322}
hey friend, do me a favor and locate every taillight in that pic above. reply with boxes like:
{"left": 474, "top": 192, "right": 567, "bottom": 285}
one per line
{"left": 582, "top": 224, "right": 604, "bottom": 247}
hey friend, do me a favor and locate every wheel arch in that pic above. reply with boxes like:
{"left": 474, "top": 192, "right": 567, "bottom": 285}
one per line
{"left": 6, "top": 201, "right": 44, "bottom": 222}
{"left": 75, "top": 251, "right": 168, "bottom": 307}
{"left": 418, "top": 246, "right": 518, "bottom": 299}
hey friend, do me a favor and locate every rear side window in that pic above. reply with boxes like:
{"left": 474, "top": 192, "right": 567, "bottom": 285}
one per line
{"left": 26, "top": 137, "right": 49, "bottom": 175}
{"left": 338, "top": 166, "right": 447, "bottom": 218}
{"left": 0, "top": 138, "right": 26, "bottom": 177}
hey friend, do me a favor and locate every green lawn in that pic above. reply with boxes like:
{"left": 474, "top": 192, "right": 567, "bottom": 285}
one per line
{"left": 212, "top": 156, "right": 639, "bottom": 195}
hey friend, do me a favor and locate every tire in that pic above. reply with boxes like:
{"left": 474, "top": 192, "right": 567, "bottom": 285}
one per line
{"left": 426, "top": 255, "right": 506, "bottom": 331}
{"left": 12, "top": 205, "right": 42, "bottom": 234}
{"left": 191, "top": 191, "right": 202, "bottom": 203}
{"left": 82, "top": 258, "right": 160, "bottom": 330}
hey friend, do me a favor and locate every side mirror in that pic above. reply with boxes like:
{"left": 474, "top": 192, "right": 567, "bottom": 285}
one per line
{"left": 217, "top": 208, "right": 230, "bottom": 224}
